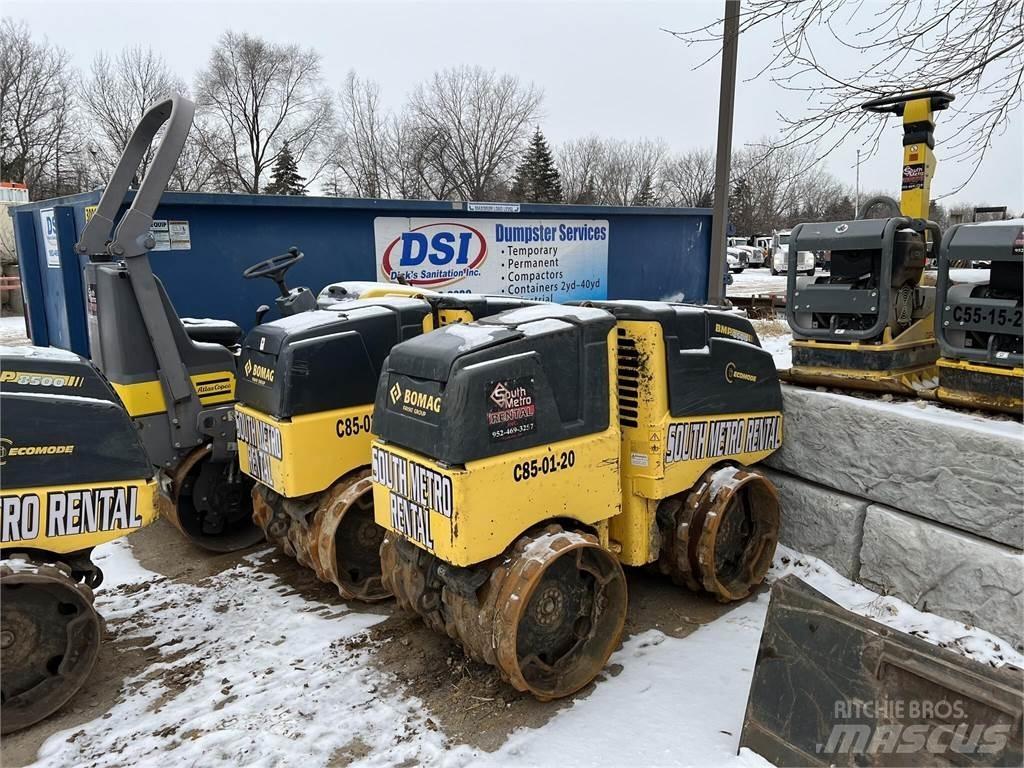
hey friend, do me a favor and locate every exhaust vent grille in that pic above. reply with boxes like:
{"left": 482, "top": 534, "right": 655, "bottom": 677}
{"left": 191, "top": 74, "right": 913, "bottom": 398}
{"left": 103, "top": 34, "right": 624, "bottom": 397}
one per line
{"left": 617, "top": 328, "right": 640, "bottom": 428}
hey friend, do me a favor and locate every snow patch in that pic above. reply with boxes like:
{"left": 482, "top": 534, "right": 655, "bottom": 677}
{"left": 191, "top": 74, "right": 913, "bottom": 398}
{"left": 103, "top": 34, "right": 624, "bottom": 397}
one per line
{"left": 35, "top": 543, "right": 448, "bottom": 768}
{"left": 519, "top": 318, "right": 573, "bottom": 336}
{"left": 462, "top": 598, "right": 773, "bottom": 768}
{"left": 770, "top": 545, "right": 1024, "bottom": 669}
{"left": 0, "top": 341, "right": 76, "bottom": 359}
{"left": 947, "top": 268, "right": 990, "bottom": 284}
{"left": 499, "top": 304, "right": 609, "bottom": 324}
{"left": 708, "top": 464, "right": 744, "bottom": 498}
{"left": 444, "top": 322, "right": 499, "bottom": 350}
{"left": 0, "top": 315, "right": 30, "bottom": 346}
{"left": 92, "top": 537, "right": 157, "bottom": 588}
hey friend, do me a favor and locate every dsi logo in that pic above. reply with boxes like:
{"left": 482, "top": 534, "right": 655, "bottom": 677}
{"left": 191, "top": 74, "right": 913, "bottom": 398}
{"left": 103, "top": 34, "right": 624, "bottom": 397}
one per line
{"left": 381, "top": 222, "right": 487, "bottom": 288}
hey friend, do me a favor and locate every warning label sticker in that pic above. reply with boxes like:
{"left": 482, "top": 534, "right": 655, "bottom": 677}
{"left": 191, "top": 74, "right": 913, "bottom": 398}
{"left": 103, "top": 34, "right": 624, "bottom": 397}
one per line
{"left": 486, "top": 377, "right": 537, "bottom": 442}
{"left": 149, "top": 220, "right": 191, "bottom": 251}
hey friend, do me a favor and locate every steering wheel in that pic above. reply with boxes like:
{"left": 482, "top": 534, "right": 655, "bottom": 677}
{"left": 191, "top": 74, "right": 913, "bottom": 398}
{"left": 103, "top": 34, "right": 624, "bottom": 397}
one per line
{"left": 243, "top": 246, "right": 304, "bottom": 285}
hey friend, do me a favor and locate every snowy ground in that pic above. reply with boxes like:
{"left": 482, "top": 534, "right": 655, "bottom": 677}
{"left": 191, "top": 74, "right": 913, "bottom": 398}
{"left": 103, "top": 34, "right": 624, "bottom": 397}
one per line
{"left": 727, "top": 266, "right": 992, "bottom": 299}
{"left": 15, "top": 536, "right": 772, "bottom": 768}
{"left": 0, "top": 313, "right": 29, "bottom": 346}
{"left": 7, "top": 529, "right": 1019, "bottom": 768}
{"left": 727, "top": 268, "right": 788, "bottom": 298}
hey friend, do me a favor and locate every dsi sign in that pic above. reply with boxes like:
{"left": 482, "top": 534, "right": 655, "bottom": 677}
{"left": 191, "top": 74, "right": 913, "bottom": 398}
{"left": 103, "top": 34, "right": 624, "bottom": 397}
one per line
{"left": 40, "top": 209, "right": 60, "bottom": 269}
{"left": 374, "top": 217, "right": 609, "bottom": 302}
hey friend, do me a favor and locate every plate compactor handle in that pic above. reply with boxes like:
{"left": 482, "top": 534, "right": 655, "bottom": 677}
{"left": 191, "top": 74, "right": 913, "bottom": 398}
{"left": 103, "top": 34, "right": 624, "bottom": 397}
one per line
{"left": 75, "top": 94, "right": 195, "bottom": 260}
{"left": 861, "top": 90, "right": 955, "bottom": 116}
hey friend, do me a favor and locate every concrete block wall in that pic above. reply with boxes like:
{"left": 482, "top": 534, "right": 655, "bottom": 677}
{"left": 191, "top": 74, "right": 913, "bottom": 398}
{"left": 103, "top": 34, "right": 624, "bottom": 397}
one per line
{"left": 765, "top": 385, "right": 1024, "bottom": 651}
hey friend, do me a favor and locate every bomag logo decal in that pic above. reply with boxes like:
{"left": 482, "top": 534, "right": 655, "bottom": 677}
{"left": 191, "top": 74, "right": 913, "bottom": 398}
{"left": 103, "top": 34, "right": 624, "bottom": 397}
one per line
{"left": 1, "top": 486, "right": 143, "bottom": 544}
{"left": 665, "top": 414, "right": 781, "bottom": 464}
{"left": 724, "top": 362, "right": 758, "bottom": 384}
{"left": 372, "top": 445, "right": 453, "bottom": 550}
{"left": 403, "top": 389, "right": 441, "bottom": 413}
{"left": 243, "top": 358, "right": 275, "bottom": 385}
{"left": 381, "top": 222, "right": 487, "bottom": 289}
{"left": 389, "top": 379, "right": 442, "bottom": 419}
{"left": 0, "top": 440, "right": 75, "bottom": 465}
{"left": 714, "top": 324, "right": 754, "bottom": 344}
{"left": 0, "top": 371, "right": 85, "bottom": 388}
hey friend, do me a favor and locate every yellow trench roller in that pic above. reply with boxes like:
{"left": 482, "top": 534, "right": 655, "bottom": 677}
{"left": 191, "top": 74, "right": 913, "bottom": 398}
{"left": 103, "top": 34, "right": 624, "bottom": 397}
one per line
{"left": 252, "top": 470, "right": 388, "bottom": 601}
{"left": 371, "top": 302, "right": 784, "bottom": 699}
{"left": 233, "top": 293, "right": 543, "bottom": 601}
{"left": 382, "top": 525, "right": 628, "bottom": 700}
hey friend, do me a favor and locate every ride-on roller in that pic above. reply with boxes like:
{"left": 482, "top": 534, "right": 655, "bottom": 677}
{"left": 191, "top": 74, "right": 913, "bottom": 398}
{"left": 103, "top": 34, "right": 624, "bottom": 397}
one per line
{"left": 370, "top": 301, "right": 783, "bottom": 699}
{"left": 0, "top": 347, "right": 159, "bottom": 732}
{"left": 933, "top": 221, "right": 1023, "bottom": 414}
{"left": 783, "top": 90, "right": 954, "bottom": 394}
{"left": 77, "top": 94, "right": 318, "bottom": 551}
{"left": 234, "top": 291, "right": 537, "bottom": 600}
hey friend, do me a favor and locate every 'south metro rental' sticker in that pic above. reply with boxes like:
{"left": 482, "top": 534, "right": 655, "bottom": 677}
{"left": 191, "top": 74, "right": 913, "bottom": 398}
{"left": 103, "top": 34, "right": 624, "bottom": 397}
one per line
{"left": 901, "top": 163, "right": 926, "bottom": 191}
{"left": 486, "top": 377, "right": 537, "bottom": 442}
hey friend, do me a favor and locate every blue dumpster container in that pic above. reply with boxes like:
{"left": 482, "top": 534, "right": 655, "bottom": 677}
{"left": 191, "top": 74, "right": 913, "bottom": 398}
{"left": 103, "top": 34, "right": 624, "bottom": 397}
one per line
{"left": 8, "top": 192, "right": 712, "bottom": 355}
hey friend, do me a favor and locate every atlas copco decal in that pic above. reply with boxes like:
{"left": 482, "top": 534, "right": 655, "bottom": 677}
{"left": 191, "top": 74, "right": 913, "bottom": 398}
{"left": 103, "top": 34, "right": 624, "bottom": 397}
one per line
{"left": 381, "top": 222, "right": 487, "bottom": 288}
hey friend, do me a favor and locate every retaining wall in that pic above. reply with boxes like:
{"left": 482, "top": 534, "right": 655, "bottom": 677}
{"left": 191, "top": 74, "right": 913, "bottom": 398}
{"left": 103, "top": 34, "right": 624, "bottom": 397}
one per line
{"left": 765, "top": 385, "right": 1024, "bottom": 650}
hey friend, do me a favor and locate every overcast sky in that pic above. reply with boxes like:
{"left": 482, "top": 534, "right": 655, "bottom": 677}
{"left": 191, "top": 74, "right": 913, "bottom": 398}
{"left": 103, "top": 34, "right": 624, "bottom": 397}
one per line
{"left": 8, "top": 0, "right": 1022, "bottom": 209}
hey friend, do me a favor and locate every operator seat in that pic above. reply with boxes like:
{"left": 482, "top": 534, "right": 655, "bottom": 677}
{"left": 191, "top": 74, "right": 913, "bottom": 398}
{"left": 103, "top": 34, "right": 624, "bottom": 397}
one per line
{"left": 87, "top": 262, "right": 237, "bottom": 385}
{"left": 181, "top": 318, "right": 244, "bottom": 347}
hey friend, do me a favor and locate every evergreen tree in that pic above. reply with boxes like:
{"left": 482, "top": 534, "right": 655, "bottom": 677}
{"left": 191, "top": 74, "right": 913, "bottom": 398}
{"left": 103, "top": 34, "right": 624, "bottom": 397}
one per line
{"left": 632, "top": 174, "right": 657, "bottom": 206}
{"left": 510, "top": 128, "right": 563, "bottom": 203}
{"left": 264, "top": 142, "right": 306, "bottom": 195}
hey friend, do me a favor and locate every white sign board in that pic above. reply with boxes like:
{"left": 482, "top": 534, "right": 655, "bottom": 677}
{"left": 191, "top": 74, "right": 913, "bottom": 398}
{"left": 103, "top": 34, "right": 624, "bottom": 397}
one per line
{"left": 40, "top": 208, "right": 59, "bottom": 268}
{"left": 150, "top": 220, "right": 171, "bottom": 251}
{"left": 373, "top": 217, "right": 609, "bottom": 302}
{"left": 149, "top": 219, "right": 191, "bottom": 251}
{"left": 169, "top": 220, "right": 191, "bottom": 250}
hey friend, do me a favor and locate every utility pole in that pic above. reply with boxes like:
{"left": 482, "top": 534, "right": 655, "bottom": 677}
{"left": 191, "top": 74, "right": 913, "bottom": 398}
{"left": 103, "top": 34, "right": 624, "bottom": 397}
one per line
{"left": 707, "top": 0, "right": 740, "bottom": 306}
{"left": 854, "top": 148, "right": 861, "bottom": 218}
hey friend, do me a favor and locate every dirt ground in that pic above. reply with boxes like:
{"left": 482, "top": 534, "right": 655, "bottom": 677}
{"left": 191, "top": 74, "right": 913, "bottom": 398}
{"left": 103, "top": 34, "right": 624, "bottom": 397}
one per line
{"left": 1, "top": 519, "right": 745, "bottom": 766}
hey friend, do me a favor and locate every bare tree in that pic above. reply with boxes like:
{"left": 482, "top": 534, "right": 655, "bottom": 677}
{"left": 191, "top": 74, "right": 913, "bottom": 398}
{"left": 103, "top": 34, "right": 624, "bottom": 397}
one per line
{"left": 167, "top": 114, "right": 220, "bottom": 191}
{"left": 557, "top": 136, "right": 605, "bottom": 204}
{"left": 668, "top": 2, "right": 1024, "bottom": 193}
{"left": 328, "top": 71, "right": 391, "bottom": 197}
{"left": 0, "top": 18, "right": 81, "bottom": 198}
{"left": 729, "top": 140, "right": 822, "bottom": 233}
{"left": 408, "top": 66, "right": 543, "bottom": 199}
{"left": 194, "top": 31, "right": 334, "bottom": 193}
{"left": 79, "top": 46, "right": 187, "bottom": 181}
{"left": 660, "top": 147, "right": 716, "bottom": 207}
{"left": 323, "top": 73, "right": 451, "bottom": 200}
{"left": 595, "top": 138, "right": 667, "bottom": 206}
{"left": 793, "top": 170, "right": 854, "bottom": 224}
{"left": 382, "top": 110, "right": 447, "bottom": 200}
